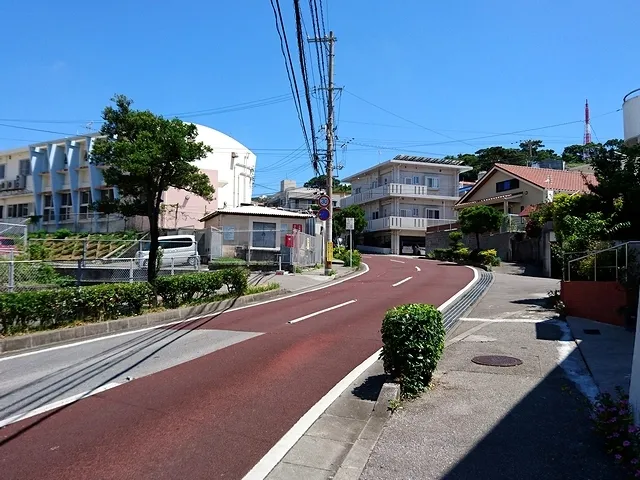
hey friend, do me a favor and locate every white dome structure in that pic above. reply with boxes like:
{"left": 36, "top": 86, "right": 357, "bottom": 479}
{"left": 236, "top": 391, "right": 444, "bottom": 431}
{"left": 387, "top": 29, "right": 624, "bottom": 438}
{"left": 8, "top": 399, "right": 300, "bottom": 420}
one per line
{"left": 623, "top": 89, "right": 640, "bottom": 146}
{"left": 191, "top": 124, "right": 256, "bottom": 209}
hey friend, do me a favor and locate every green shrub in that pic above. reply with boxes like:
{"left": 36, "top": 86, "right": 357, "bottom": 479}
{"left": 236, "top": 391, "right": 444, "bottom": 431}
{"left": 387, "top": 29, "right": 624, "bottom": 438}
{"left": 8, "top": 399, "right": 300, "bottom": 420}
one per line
{"left": 448, "top": 231, "right": 463, "bottom": 246}
{"left": 220, "top": 267, "right": 249, "bottom": 295}
{"left": 28, "top": 242, "right": 51, "bottom": 260}
{"left": 478, "top": 249, "right": 499, "bottom": 266}
{"left": 53, "top": 228, "right": 73, "bottom": 240}
{"left": 156, "top": 272, "right": 224, "bottom": 309}
{"left": 334, "top": 246, "right": 362, "bottom": 267}
{"left": 380, "top": 303, "right": 446, "bottom": 398}
{"left": 431, "top": 248, "right": 452, "bottom": 261}
{"left": 0, "top": 282, "right": 153, "bottom": 335}
{"left": 453, "top": 247, "right": 471, "bottom": 261}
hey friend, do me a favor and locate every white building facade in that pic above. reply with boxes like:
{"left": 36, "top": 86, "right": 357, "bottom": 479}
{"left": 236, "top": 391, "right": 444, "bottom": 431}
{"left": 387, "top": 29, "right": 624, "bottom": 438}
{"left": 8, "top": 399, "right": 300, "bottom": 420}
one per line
{"left": 0, "top": 124, "right": 256, "bottom": 232}
{"left": 340, "top": 155, "right": 471, "bottom": 254}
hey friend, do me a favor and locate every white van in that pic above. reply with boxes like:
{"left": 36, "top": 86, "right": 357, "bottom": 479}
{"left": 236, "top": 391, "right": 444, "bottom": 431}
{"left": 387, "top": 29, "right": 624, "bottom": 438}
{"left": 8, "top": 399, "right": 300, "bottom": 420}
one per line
{"left": 136, "top": 235, "right": 199, "bottom": 268}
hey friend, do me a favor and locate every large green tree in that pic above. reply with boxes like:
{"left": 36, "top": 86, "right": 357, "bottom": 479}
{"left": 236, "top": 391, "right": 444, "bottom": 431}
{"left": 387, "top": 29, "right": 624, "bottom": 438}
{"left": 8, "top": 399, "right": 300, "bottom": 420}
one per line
{"left": 333, "top": 205, "right": 366, "bottom": 242}
{"left": 458, "top": 205, "right": 504, "bottom": 249}
{"left": 304, "top": 175, "right": 351, "bottom": 193}
{"left": 91, "top": 95, "right": 215, "bottom": 283}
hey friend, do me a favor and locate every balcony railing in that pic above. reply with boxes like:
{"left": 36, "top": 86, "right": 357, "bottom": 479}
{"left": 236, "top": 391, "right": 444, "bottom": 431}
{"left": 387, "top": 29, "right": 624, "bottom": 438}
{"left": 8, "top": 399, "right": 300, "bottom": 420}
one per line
{"left": 366, "top": 216, "right": 458, "bottom": 232}
{"left": 340, "top": 183, "right": 459, "bottom": 208}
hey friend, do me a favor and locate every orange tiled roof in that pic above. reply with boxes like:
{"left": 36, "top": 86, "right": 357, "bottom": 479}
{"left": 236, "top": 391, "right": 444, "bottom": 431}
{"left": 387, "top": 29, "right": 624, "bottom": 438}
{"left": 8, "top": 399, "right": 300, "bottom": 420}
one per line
{"left": 495, "top": 164, "right": 597, "bottom": 193}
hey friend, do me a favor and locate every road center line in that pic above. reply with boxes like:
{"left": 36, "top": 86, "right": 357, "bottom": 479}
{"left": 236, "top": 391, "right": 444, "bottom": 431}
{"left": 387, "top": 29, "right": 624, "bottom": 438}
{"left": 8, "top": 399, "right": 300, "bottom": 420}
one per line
{"left": 415, "top": 266, "right": 421, "bottom": 272}
{"left": 389, "top": 259, "right": 405, "bottom": 264}
{"left": 287, "top": 300, "right": 358, "bottom": 324}
{"left": 391, "top": 276, "right": 413, "bottom": 287}
{"left": 0, "top": 381, "right": 123, "bottom": 429}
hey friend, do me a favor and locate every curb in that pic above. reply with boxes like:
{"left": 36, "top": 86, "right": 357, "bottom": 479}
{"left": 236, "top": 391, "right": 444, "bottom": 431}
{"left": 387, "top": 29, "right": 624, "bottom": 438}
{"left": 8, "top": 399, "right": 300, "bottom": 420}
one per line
{"left": 0, "top": 288, "right": 286, "bottom": 355}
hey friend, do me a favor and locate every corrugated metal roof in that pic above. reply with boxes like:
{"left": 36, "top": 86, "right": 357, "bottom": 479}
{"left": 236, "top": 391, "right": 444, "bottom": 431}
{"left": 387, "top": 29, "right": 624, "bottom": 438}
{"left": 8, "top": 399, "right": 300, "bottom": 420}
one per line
{"left": 200, "top": 205, "right": 314, "bottom": 222}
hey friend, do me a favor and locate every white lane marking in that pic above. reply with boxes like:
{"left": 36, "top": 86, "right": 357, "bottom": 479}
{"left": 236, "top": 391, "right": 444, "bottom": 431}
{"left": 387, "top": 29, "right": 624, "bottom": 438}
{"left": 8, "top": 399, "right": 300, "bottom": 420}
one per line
{"left": 0, "top": 381, "right": 122, "bottom": 428}
{"left": 438, "top": 266, "right": 479, "bottom": 312}
{"left": 415, "top": 266, "right": 421, "bottom": 272}
{"left": 555, "top": 320, "right": 599, "bottom": 403}
{"left": 288, "top": 300, "right": 357, "bottom": 324}
{"left": 389, "top": 259, "right": 405, "bottom": 264}
{"left": 0, "top": 264, "right": 371, "bottom": 363}
{"left": 245, "top": 265, "right": 483, "bottom": 480}
{"left": 391, "top": 277, "right": 413, "bottom": 287}
{"left": 460, "top": 317, "right": 548, "bottom": 323}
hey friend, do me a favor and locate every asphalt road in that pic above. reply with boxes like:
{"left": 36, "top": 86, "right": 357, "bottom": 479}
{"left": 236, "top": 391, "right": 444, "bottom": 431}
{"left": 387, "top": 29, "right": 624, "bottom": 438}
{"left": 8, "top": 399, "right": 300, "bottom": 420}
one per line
{"left": 0, "top": 255, "right": 474, "bottom": 480}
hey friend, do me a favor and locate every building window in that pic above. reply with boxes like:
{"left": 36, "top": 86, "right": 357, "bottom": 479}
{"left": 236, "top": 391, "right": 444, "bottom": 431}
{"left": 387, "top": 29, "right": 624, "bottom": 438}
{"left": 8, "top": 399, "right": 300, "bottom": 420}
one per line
{"left": 355, "top": 187, "right": 361, "bottom": 194}
{"left": 80, "top": 191, "right": 92, "bottom": 219}
{"left": 252, "top": 222, "right": 277, "bottom": 248}
{"left": 399, "top": 209, "right": 409, "bottom": 217}
{"left": 372, "top": 211, "right": 379, "bottom": 220}
{"left": 496, "top": 179, "right": 520, "bottom": 193}
{"left": 7, "top": 204, "right": 29, "bottom": 218}
{"left": 425, "top": 208, "right": 440, "bottom": 219}
{"left": 101, "top": 188, "right": 115, "bottom": 202}
{"left": 0, "top": 206, "right": 3, "bottom": 219}
{"left": 0, "top": 165, "right": 5, "bottom": 180}
{"left": 59, "top": 193, "right": 72, "bottom": 221}
{"left": 43, "top": 194, "right": 54, "bottom": 222}
{"left": 412, "top": 176, "right": 420, "bottom": 185}
{"left": 19, "top": 159, "right": 31, "bottom": 176}
{"left": 426, "top": 177, "right": 440, "bottom": 189}
{"left": 404, "top": 177, "right": 412, "bottom": 185}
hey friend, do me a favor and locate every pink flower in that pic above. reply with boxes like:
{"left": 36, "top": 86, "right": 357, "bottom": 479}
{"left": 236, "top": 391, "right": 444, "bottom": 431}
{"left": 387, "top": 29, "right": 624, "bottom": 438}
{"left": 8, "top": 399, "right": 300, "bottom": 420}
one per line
{"left": 624, "top": 441, "right": 632, "bottom": 447}
{"left": 632, "top": 458, "right": 639, "bottom": 465}
{"left": 616, "top": 454, "right": 623, "bottom": 461}
{"left": 630, "top": 426, "right": 639, "bottom": 433}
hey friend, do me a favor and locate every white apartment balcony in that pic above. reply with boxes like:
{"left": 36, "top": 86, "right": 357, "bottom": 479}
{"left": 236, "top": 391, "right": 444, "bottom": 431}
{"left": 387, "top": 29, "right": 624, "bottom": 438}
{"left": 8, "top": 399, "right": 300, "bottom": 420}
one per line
{"left": 366, "top": 216, "right": 458, "bottom": 232}
{"left": 340, "top": 183, "right": 459, "bottom": 208}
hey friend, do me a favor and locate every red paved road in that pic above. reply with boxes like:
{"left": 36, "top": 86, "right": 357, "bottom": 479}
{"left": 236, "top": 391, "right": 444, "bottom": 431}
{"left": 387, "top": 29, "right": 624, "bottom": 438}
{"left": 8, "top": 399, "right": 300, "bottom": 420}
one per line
{"left": 0, "top": 257, "right": 473, "bottom": 480}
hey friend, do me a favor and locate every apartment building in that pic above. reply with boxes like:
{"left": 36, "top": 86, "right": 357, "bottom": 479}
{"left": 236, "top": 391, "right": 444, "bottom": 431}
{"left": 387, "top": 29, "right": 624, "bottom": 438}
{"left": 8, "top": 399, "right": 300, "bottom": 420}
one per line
{"left": 0, "top": 124, "right": 256, "bottom": 232}
{"left": 340, "top": 155, "right": 471, "bottom": 254}
{"left": 266, "top": 179, "right": 349, "bottom": 211}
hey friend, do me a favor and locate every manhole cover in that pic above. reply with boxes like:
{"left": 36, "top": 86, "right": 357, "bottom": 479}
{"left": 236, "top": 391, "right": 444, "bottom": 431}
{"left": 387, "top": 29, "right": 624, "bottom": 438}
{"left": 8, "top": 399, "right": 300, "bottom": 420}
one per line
{"left": 472, "top": 355, "right": 523, "bottom": 367}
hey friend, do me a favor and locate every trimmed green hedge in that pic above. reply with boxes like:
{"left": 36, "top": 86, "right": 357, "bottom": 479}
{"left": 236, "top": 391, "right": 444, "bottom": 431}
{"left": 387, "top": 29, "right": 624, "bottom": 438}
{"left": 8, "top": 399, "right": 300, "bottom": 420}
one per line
{"left": 0, "top": 282, "right": 153, "bottom": 335}
{"left": 334, "top": 246, "right": 362, "bottom": 267}
{"left": 0, "top": 268, "right": 252, "bottom": 335}
{"left": 380, "top": 303, "right": 446, "bottom": 398}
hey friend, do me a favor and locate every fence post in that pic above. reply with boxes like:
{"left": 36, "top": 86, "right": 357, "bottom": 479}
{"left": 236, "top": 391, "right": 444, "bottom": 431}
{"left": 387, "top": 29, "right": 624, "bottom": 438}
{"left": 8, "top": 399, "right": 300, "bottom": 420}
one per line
{"left": 129, "top": 258, "right": 134, "bottom": 283}
{"left": 171, "top": 257, "right": 175, "bottom": 276}
{"left": 8, "top": 250, "right": 14, "bottom": 293}
{"left": 594, "top": 253, "right": 597, "bottom": 282}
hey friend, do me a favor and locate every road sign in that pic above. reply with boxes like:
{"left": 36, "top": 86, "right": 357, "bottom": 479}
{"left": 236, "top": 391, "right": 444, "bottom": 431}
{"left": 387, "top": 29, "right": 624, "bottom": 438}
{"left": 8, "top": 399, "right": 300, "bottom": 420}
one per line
{"left": 317, "top": 207, "right": 331, "bottom": 221}
{"left": 327, "top": 242, "right": 333, "bottom": 262}
{"left": 346, "top": 217, "right": 354, "bottom": 230}
{"left": 318, "top": 195, "right": 331, "bottom": 208}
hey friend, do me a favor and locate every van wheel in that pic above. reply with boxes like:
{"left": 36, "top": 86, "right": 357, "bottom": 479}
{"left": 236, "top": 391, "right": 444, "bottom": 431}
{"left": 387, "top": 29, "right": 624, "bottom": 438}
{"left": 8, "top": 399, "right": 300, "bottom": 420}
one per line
{"left": 188, "top": 256, "right": 198, "bottom": 267}
{"left": 143, "top": 260, "right": 148, "bottom": 268}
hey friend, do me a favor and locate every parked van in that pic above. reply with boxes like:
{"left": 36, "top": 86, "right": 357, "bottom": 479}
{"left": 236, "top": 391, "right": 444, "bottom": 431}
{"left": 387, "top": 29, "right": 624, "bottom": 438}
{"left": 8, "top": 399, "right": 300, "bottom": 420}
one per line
{"left": 136, "top": 235, "right": 199, "bottom": 268}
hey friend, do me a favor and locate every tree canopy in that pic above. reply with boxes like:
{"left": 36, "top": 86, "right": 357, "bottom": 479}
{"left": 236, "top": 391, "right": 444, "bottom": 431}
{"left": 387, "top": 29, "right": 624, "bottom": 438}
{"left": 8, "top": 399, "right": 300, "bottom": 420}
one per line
{"left": 458, "top": 205, "right": 504, "bottom": 249}
{"left": 304, "top": 175, "right": 351, "bottom": 193}
{"left": 333, "top": 204, "right": 366, "bottom": 241}
{"left": 91, "top": 94, "right": 215, "bottom": 283}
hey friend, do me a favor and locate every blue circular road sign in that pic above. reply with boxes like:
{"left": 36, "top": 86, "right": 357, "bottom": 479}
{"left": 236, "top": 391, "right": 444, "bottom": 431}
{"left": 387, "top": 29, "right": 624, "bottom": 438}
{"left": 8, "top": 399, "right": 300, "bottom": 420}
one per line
{"left": 317, "top": 208, "right": 331, "bottom": 221}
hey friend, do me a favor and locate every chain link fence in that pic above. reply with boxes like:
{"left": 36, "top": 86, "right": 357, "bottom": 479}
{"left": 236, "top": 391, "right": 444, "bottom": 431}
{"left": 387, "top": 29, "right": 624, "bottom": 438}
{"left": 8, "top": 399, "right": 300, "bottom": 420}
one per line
{"left": 206, "top": 227, "right": 321, "bottom": 270}
{"left": 0, "top": 255, "right": 202, "bottom": 292}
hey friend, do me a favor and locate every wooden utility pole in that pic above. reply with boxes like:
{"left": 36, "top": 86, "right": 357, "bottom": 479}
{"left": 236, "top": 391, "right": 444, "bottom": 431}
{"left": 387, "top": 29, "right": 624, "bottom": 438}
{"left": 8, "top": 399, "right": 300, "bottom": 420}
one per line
{"left": 310, "top": 31, "right": 337, "bottom": 275}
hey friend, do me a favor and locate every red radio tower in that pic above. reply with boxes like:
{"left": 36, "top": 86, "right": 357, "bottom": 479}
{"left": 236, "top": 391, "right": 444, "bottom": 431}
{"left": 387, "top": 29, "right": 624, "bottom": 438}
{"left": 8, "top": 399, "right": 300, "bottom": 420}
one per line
{"left": 583, "top": 99, "right": 592, "bottom": 145}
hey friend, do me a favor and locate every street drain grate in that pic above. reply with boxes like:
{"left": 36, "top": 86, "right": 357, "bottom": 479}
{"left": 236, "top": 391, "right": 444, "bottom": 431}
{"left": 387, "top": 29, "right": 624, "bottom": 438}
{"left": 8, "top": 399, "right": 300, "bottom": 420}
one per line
{"left": 472, "top": 355, "right": 523, "bottom": 367}
{"left": 583, "top": 329, "right": 601, "bottom": 335}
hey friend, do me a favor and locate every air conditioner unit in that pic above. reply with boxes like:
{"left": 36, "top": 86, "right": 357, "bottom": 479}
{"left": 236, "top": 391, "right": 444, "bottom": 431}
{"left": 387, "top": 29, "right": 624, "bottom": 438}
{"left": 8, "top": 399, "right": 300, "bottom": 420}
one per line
{"left": 6, "top": 181, "right": 13, "bottom": 189}
{"left": 0, "top": 182, "right": 5, "bottom": 190}
{"left": 16, "top": 175, "right": 26, "bottom": 189}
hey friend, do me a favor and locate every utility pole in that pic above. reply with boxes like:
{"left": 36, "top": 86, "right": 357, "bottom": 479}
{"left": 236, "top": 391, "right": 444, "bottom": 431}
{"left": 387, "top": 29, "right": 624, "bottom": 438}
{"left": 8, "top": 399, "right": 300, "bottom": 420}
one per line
{"left": 310, "top": 31, "right": 337, "bottom": 275}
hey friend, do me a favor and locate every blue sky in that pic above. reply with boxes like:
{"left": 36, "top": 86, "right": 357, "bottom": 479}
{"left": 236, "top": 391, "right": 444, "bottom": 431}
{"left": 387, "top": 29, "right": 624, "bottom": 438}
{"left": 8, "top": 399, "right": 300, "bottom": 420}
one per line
{"left": 0, "top": 0, "right": 638, "bottom": 195}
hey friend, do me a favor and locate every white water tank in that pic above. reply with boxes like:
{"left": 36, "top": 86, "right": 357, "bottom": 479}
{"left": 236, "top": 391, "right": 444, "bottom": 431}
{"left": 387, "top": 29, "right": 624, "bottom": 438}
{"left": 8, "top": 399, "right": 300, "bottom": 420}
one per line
{"left": 623, "top": 89, "right": 640, "bottom": 146}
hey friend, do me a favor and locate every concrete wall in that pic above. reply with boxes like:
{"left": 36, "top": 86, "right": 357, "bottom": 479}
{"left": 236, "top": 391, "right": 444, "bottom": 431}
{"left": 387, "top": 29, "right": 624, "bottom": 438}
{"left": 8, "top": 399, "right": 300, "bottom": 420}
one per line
{"left": 425, "top": 229, "right": 514, "bottom": 261}
{"left": 162, "top": 170, "right": 218, "bottom": 229}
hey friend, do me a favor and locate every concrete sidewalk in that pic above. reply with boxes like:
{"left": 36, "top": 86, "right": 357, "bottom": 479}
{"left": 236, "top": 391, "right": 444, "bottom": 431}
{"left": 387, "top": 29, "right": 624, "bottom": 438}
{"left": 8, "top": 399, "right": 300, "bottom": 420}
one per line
{"left": 248, "top": 264, "right": 358, "bottom": 293}
{"left": 361, "top": 273, "right": 621, "bottom": 480}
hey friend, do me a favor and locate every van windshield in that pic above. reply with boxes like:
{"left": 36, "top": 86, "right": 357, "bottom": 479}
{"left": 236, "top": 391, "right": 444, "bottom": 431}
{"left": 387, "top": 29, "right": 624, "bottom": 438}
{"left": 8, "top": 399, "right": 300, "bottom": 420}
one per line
{"left": 141, "top": 238, "right": 194, "bottom": 251}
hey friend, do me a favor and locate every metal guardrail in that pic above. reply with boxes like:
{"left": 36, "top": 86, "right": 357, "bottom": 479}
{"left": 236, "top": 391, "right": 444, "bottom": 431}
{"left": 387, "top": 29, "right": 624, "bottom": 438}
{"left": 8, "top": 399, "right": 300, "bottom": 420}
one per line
{"left": 566, "top": 241, "right": 640, "bottom": 281}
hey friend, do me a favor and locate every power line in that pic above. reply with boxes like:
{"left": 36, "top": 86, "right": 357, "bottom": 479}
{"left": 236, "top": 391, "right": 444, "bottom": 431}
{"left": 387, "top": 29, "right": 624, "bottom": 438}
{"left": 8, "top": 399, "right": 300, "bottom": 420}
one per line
{"left": 293, "top": 0, "right": 319, "bottom": 172}
{"left": 343, "top": 89, "right": 477, "bottom": 148}
{"left": 0, "top": 93, "right": 295, "bottom": 125}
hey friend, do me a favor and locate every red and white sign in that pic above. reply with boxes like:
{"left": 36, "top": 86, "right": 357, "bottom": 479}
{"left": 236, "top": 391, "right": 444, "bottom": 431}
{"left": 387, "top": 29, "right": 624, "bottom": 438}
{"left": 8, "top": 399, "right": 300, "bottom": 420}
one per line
{"left": 292, "top": 224, "right": 303, "bottom": 232}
